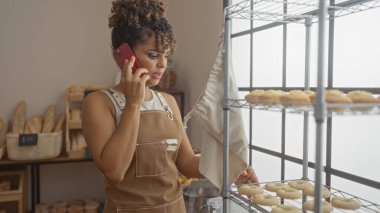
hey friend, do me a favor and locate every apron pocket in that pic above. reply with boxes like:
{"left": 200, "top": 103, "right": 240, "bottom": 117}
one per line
{"left": 136, "top": 140, "right": 168, "bottom": 177}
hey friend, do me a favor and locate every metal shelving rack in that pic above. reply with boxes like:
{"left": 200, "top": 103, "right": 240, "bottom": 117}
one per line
{"left": 222, "top": 0, "right": 380, "bottom": 213}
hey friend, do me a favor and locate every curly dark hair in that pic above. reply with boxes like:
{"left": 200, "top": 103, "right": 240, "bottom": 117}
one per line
{"left": 109, "top": 0, "right": 176, "bottom": 53}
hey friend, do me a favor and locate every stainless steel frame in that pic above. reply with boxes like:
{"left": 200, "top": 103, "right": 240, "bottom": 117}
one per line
{"left": 222, "top": 0, "right": 380, "bottom": 212}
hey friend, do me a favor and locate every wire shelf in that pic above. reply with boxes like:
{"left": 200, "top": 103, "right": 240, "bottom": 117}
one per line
{"left": 225, "top": 0, "right": 380, "bottom": 24}
{"left": 228, "top": 179, "right": 380, "bottom": 213}
{"left": 227, "top": 99, "right": 380, "bottom": 116}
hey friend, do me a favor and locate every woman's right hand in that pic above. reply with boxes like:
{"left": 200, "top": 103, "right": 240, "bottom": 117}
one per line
{"left": 119, "top": 56, "right": 150, "bottom": 106}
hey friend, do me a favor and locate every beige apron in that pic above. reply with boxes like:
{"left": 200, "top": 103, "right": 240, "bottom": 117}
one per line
{"left": 102, "top": 89, "right": 186, "bottom": 213}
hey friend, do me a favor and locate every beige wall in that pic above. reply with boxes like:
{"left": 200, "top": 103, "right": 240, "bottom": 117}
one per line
{"left": 0, "top": 0, "right": 223, "bottom": 210}
{"left": 168, "top": 0, "right": 223, "bottom": 148}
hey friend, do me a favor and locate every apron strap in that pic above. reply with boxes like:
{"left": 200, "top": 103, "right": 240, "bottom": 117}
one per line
{"left": 155, "top": 92, "right": 174, "bottom": 120}
{"left": 101, "top": 89, "right": 125, "bottom": 125}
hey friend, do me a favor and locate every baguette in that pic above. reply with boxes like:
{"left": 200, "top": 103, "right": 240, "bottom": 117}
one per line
{"left": 12, "top": 101, "right": 27, "bottom": 134}
{"left": 54, "top": 114, "right": 65, "bottom": 132}
{"left": 42, "top": 104, "right": 56, "bottom": 133}
{"left": 24, "top": 116, "right": 43, "bottom": 134}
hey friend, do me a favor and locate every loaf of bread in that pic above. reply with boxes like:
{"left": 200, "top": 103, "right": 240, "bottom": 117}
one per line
{"left": 12, "top": 101, "right": 27, "bottom": 134}
{"left": 42, "top": 104, "right": 56, "bottom": 133}
{"left": 54, "top": 114, "right": 66, "bottom": 132}
{"left": 24, "top": 116, "right": 43, "bottom": 134}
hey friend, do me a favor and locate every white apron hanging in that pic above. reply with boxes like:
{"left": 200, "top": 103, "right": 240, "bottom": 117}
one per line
{"left": 184, "top": 32, "right": 248, "bottom": 190}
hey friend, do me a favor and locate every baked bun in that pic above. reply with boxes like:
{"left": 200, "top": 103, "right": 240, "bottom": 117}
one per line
{"left": 331, "top": 196, "right": 361, "bottom": 210}
{"left": 347, "top": 90, "right": 378, "bottom": 103}
{"left": 245, "top": 89, "right": 265, "bottom": 104}
{"left": 325, "top": 89, "right": 352, "bottom": 104}
{"left": 303, "top": 200, "right": 333, "bottom": 213}
{"left": 258, "top": 90, "right": 285, "bottom": 105}
{"left": 288, "top": 179, "right": 313, "bottom": 191}
{"left": 304, "top": 90, "right": 316, "bottom": 103}
{"left": 304, "top": 185, "right": 331, "bottom": 198}
{"left": 271, "top": 204, "right": 301, "bottom": 213}
{"left": 279, "top": 90, "right": 311, "bottom": 106}
{"left": 346, "top": 90, "right": 379, "bottom": 110}
{"left": 238, "top": 185, "right": 263, "bottom": 196}
{"left": 251, "top": 194, "right": 280, "bottom": 206}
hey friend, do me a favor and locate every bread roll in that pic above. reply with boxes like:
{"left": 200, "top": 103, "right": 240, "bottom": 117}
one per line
{"left": 304, "top": 90, "right": 316, "bottom": 103}
{"left": 347, "top": 90, "right": 379, "bottom": 103}
{"left": 12, "top": 101, "right": 26, "bottom": 134}
{"left": 326, "top": 89, "right": 352, "bottom": 103}
{"left": 279, "top": 90, "right": 311, "bottom": 106}
{"left": 245, "top": 89, "right": 265, "bottom": 104}
{"left": 258, "top": 90, "right": 285, "bottom": 105}
{"left": 42, "top": 104, "right": 56, "bottom": 133}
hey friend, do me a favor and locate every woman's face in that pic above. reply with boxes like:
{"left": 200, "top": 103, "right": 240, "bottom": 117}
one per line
{"left": 133, "top": 36, "right": 170, "bottom": 87}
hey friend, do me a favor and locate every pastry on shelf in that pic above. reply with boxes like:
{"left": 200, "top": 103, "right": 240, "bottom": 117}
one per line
{"left": 347, "top": 90, "right": 379, "bottom": 111}
{"left": 303, "top": 185, "right": 331, "bottom": 198}
{"left": 271, "top": 204, "right": 301, "bottom": 213}
{"left": 264, "top": 182, "right": 289, "bottom": 192}
{"left": 325, "top": 89, "right": 352, "bottom": 104}
{"left": 304, "top": 90, "right": 316, "bottom": 103}
{"left": 238, "top": 184, "right": 263, "bottom": 196}
{"left": 257, "top": 90, "right": 285, "bottom": 105}
{"left": 331, "top": 196, "right": 361, "bottom": 210}
{"left": 325, "top": 89, "right": 353, "bottom": 112}
{"left": 347, "top": 90, "right": 379, "bottom": 103}
{"left": 245, "top": 89, "right": 265, "bottom": 104}
{"left": 279, "top": 90, "right": 311, "bottom": 107}
{"left": 251, "top": 194, "right": 279, "bottom": 206}
{"left": 303, "top": 200, "right": 333, "bottom": 213}
{"left": 276, "top": 187, "right": 302, "bottom": 199}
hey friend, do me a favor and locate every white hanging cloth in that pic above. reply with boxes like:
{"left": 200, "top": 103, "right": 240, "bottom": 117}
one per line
{"left": 184, "top": 32, "right": 248, "bottom": 190}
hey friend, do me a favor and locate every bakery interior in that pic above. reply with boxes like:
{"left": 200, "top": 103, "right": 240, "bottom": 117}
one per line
{"left": 0, "top": 0, "right": 380, "bottom": 213}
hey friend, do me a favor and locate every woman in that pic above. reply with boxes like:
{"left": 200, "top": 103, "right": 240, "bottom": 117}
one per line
{"left": 82, "top": 0, "right": 258, "bottom": 212}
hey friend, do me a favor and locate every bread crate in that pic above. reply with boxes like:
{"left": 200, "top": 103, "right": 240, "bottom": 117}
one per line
{"left": 0, "top": 170, "right": 27, "bottom": 213}
{"left": 6, "top": 131, "right": 62, "bottom": 160}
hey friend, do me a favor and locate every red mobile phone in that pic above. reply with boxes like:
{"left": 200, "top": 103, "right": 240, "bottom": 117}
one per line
{"left": 113, "top": 43, "right": 141, "bottom": 73}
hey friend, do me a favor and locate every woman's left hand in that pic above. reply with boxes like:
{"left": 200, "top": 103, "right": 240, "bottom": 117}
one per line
{"left": 234, "top": 166, "right": 259, "bottom": 185}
